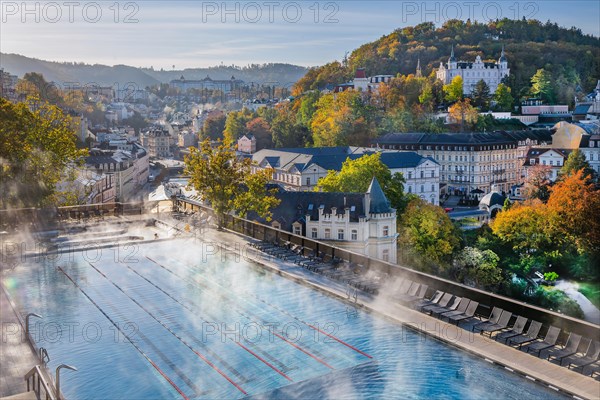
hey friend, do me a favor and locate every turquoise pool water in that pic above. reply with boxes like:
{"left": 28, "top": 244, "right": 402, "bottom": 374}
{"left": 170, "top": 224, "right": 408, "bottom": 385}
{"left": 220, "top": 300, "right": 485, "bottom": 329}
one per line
{"left": 4, "top": 239, "right": 567, "bottom": 399}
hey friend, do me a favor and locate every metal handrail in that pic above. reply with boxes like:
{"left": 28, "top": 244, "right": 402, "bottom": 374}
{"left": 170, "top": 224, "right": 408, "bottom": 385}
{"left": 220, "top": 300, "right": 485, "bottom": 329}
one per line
{"left": 25, "top": 312, "right": 42, "bottom": 335}
{"left": 39, "top": 347, "right": 50, "bottom": 367}
{"left": 24, "top": 365, "right": 57, "bottom": 400}
{"left": 56, "top": 364, "right": 77, "bottom": 400}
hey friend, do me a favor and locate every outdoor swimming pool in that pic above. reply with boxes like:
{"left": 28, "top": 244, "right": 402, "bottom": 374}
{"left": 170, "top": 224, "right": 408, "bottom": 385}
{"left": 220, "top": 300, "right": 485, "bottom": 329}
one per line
{"left": 3, "top": 238, "right": 567, "bottom": 399}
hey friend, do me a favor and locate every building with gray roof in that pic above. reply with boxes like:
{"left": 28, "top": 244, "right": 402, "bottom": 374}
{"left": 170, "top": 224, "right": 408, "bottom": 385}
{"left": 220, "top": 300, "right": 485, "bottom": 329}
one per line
{"left": 251, "top": 146, "right": 440, "bottom": 205}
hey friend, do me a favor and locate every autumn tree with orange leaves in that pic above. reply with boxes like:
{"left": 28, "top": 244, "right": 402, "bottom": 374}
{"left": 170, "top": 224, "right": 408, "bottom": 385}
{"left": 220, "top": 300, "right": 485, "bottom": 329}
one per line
{"left": 492, "top": 168, "right": 600, "bottom": 280}
{"left": 546, "top": 169, "right": 600, "bottom": 253}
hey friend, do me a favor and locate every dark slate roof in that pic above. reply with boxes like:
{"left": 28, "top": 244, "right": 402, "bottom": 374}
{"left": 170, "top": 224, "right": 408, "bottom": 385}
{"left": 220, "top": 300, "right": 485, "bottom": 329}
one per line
{"left": 249, "top": 191, "right": 365, "bottom": 231}
{"left": 377, "top": 152, "right": 432, "bottom": 168}
{"left": 574, "top": 104, "right": 592, "bottom": 115}
{"left": 522, "top": 148, "right": 572, "bottom": 166}
{"left": 375, "top": 132, "right": 513, "bottom": 145}
{"left": 575, "top": 122, "right": 600, "bottom": 135}
{"left": 479, "top": 191, "right": 506, "bottom": 208}
{"left": 498, "top": 130, "right": 553, "bottom": 143}
{"left": 367, "top": 178, "right": 391, "bottom": 213}
{"left": 454, "top": 62, "right": 499, "bottom": 69}
{"left": 274, "top": 146, "right": 355, "bottom": 156}
{"left": 264, "top": 157, "right": 280, "bottom": 167}
{"left": 254, "top": 147, "right": 432, "bottom": 172}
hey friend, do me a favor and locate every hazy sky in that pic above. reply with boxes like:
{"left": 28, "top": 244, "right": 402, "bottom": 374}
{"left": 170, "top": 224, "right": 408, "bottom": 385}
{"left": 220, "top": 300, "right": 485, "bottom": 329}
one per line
{"left": 1, "top": 1, "right": 598, "bottom": 69}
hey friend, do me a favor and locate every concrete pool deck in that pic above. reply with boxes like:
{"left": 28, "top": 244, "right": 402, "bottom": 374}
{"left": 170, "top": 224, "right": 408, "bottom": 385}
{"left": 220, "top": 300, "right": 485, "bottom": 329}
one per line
{"left": 200, "top": 227, "right": 600, "bottom": 400}
{"left": 0, "top": 287, "right": 39, "bottom": 398}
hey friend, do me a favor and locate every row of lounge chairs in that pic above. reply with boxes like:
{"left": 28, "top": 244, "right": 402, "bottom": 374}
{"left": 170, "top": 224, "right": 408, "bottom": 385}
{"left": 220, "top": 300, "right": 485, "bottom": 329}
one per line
{"left": 250, "top": 241, "right": 599, "bottom": 380}
{"left": 250, "top": 240, "right": 383, "bottom": 294}
{"left": 394, "top": 283, "right": 481, "bottom": 324}
{"left": 474, "top": 307, "right": 600, "bottom": 378}
{"left": 393, "top": 279, "right": 600, "bottom": 379}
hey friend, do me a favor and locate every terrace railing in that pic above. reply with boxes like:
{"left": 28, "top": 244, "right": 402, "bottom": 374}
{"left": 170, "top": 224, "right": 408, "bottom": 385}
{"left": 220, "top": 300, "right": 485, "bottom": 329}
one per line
{"left": 173, "top": 197, "right": 600, "bottom": 340}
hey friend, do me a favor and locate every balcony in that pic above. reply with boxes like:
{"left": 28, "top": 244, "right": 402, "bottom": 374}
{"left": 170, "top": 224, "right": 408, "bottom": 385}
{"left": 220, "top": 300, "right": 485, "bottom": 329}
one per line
{"left": 492, "top": 169, "right": 506, "bottom": 175}
{"left": 448, "top": 178, "right": 471, "bottom": 184}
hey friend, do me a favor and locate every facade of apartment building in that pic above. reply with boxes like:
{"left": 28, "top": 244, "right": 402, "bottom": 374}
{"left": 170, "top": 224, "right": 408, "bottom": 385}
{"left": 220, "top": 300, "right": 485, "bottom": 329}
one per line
{"left": 523, "top": 121, "right": 600, "bottom": 180}
{"left": 85, "top": 144, "right": 149, "bottom": 201}
{"left": 251, "top": 147, "right": 441, "bottom": 204}
{"left": 142, "top": 127, "right": 172, "bottom": 158}
{"left": 373, "top": 132, "right": 524, "bottom": 195}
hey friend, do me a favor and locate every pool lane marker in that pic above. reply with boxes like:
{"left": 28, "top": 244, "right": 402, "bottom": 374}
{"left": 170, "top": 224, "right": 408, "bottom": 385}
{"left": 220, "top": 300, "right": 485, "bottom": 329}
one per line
{"left": 145, "top": 256, "right": 336, "bottom": 370}
{"left": 148, "top": 254, "right": 373, "bottom": 360}
{"left": 235, "top": 342, "right": 292, "bottom": 381}
{"left": 306, "top": 323, "right": 373, "bottom": 359}
{"left": 56, "top": 266, "right": 190, "bottom": 400}
{"left": 84, "top": 261, "right": 248, "bottom": 395}
{"left": 117, "top": 260, "right": 294, "bottom": 383}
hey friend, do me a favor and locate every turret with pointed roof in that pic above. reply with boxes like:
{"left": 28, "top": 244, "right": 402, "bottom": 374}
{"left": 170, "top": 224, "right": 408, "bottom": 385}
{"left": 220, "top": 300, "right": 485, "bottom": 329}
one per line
{"left": 499, "top": 45, "right": 507, "bottom": 63}
{"left": 416, "top": 58, "right": 422, "bottom": 78}
{"left": 449, "top": 45, "right": 456, "bottom": 62}
{"left": 366, "top": 177, "right": 392, "bottom": 214}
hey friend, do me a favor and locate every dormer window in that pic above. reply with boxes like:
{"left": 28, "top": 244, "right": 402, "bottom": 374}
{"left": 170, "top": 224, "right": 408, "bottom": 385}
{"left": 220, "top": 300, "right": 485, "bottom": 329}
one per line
{"left": 293, "top": 223, "right": 302, "bottom": 236}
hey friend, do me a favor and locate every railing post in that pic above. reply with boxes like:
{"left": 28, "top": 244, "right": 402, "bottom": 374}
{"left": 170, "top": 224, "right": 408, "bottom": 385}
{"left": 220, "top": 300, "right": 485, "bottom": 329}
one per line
{"left": 55, "top": 364, "right": 77, "bottom": 400}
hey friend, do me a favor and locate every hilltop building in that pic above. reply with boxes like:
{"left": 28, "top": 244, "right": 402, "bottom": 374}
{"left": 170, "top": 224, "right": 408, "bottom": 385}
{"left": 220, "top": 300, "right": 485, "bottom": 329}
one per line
{"left": 169, "top": 75, "right": 243, "bottom": 94}
{"left": 332, "top": 69, "right": 394, "bottom": 93}
{"left": 436, "top": 46, "right": 509, "bottom": 95}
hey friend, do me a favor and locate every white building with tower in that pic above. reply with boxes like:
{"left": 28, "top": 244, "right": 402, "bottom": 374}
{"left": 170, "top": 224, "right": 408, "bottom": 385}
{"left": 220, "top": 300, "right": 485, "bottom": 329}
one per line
{"left": 436, "top": 46, "right": 509, "bottom": 95}
{"left": 255, "top": 178, "right": 398, "bottom": 263}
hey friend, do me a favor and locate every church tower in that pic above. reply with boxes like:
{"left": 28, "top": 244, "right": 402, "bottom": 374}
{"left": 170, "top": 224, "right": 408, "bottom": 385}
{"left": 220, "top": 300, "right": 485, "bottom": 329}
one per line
{"left": 498, "top": 45, "right": 508, "bottom": 69}
{"left": 448, "top": 45, "right": 457, "bottom": 69}
{"left": 415, "top": 58, "right": 422, "bottom": 78}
